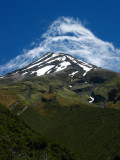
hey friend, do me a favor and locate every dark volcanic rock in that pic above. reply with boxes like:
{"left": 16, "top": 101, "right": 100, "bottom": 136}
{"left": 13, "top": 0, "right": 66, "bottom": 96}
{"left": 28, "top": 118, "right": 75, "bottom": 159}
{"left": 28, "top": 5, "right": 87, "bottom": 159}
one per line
{"left": 73, "top": 86, "right": 93, "bottom": 93}
{"left": 93, "top": 94, "right": 106, "bottom": 103}
{"left": 89, "top": 76, "right": 105, "bottom": 83}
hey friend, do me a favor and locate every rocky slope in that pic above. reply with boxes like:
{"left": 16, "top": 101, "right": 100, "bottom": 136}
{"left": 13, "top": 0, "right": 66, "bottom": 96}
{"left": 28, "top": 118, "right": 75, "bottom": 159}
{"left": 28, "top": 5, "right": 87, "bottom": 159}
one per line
{"left": 0, "top": 52, "right": 96, "bottom": 82}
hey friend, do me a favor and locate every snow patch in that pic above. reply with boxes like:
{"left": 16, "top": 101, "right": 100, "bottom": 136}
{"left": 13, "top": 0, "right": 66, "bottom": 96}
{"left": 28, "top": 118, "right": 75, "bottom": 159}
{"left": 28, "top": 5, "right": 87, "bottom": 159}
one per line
{"left": 77, "top": 59, "right": 93, "bottom": 68}
{"left": 67, "top": 55, "right": 93, "bottom": 76}
{"left": 12, "top": 71, "right": 18, "bottom": 75}
{"left": 55, "top": 61, "right": 71, "bottom": 72}
{"left": 22, "top": 72, "right": 28, "bottom": 75}
{"left": 51, "top": 53, "right": 59, "bottom": 57}
{"left": 0, "top": 76, "right": 4, "bottom": 79}
{"left": 89, "top": 96, "right": 94, "bottom": 103}
{"left": 25, "top": 61, "right": 44, "bottom": 70}
{"left": 25, "top": 54, "right": 56, "bottom": 70}
{"left": 33, "top": 52, "right": 52, "bottom": 64}
{"left": 69, "top": 71, "right": 79, "bottom": 77}
{"left": 78, "top": 63, "right": 92, "bottom": 76}
{"left": 31, "top": 65, "right": 55, "bottom": 76}
{"left": 67, "top": 55, "right": 77, "bottom": 64}
{"left": 47, "top": 56, "right": 66, "bottom": 64}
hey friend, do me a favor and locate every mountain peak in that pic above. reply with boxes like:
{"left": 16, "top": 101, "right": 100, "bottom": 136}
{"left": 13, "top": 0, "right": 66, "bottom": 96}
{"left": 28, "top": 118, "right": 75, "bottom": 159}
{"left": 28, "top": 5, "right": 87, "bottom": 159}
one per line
{"left": 0, "top": 52, "right": 97, "bottom": 81}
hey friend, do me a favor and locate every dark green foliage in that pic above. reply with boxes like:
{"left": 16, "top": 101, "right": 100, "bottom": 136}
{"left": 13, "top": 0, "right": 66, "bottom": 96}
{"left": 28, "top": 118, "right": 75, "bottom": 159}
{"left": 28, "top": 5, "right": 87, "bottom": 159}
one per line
{"left": 108, "top": 86, "right": 120, "bottom": 104}
{"left": 114, "top": 156, "right": 120, "bottom": 160}
{"left": 21, "top": 103, "right": 120, "bottom": 160}
{"left": 93, "top": 94, "right": 106, "bottom": 103}
{"left": 49, "top": 85, "right": 54, "bottom": 93}
{"left": 0, "top": 103, "right": 77, "bottom": 160}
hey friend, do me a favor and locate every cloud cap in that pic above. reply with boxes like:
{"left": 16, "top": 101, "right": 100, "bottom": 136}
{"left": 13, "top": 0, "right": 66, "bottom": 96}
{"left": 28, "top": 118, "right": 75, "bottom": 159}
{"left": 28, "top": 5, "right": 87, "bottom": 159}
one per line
{"left": 0, "top": 17, "right": 120, "bottom": 76}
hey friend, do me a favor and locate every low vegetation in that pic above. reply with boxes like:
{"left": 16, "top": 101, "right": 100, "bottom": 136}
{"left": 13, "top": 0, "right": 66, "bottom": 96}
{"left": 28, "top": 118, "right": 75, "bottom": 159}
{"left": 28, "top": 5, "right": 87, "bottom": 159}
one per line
{"left": 0, "top": 103, "right": 77, "bottom": 160}
{"left": 21, "top": 102, "right": 120, "bottom": 160}
{"left": 0, "top": 68, "right": 120, "bottom": 160}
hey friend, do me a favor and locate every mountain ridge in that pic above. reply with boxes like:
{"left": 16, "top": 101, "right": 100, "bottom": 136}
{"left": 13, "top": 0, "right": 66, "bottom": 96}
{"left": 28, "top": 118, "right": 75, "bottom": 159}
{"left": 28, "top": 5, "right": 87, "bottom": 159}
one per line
{"left": 0, "top": 52, "right": 97, "bottom": 81}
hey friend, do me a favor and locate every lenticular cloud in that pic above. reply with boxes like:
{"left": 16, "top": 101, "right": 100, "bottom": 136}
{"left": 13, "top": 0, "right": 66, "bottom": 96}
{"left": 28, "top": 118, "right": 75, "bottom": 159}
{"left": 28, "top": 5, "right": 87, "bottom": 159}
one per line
{"left": 0, "top": 17, "right": 120, "bottom": 75}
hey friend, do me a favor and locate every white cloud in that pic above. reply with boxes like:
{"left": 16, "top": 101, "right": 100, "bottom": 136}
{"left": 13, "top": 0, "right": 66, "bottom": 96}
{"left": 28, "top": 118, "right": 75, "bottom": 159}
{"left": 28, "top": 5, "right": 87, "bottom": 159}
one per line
{"left": 0, "top": 17, "right": 120, "bottom": 75}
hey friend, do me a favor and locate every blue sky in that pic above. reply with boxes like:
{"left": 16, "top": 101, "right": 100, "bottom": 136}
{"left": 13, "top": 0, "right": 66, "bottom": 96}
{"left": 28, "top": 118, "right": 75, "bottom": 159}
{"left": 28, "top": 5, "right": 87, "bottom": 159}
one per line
{"left": 0, "top": 0, "right": 120, "bottom": 75}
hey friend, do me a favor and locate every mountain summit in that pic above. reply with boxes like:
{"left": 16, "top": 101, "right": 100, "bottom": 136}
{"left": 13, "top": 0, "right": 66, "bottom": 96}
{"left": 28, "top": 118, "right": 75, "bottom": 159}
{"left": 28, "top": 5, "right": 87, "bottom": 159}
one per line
{"left": 0, "top": 52, "right": 97, "bottom": 81}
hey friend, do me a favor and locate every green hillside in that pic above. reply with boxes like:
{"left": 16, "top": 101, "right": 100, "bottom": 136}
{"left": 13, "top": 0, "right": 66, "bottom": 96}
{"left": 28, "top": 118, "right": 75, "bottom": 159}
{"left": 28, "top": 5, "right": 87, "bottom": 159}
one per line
{"left": 0, "top": 68, "right": 120, "bottom": 160}
{"left": 0, "top": 103, "right": 77, "bottom": 160}
{"left": 20, "top": 102, "right": 120, "bottom": 160}
{"left": 0, "top": 70, "right": 120, "bottom": 109}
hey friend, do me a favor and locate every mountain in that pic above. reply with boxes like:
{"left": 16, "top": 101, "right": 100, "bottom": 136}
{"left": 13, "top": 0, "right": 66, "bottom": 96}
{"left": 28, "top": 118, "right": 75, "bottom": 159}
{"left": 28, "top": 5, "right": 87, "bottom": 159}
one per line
{"left": 0, "top": 52, "right": 120, "bottom": 160}
{"left": 0, "top": 52, "right": 119, "bottom": 107}
{"left": 0, "top": 52, "right": 96, "bottom": 81}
